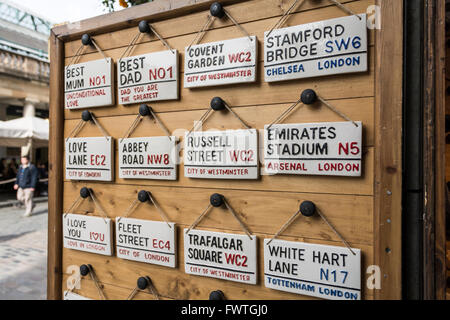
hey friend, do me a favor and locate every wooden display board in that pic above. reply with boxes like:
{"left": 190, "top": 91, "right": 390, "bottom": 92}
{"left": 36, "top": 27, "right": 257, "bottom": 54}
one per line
{"left": 48, "top": 0, "right": 403, "bottom": 300}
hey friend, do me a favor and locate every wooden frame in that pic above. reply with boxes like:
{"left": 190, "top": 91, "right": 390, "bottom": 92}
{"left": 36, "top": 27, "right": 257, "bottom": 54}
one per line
{"left": 48, "top": 0, "right": 405, "bottom": 300}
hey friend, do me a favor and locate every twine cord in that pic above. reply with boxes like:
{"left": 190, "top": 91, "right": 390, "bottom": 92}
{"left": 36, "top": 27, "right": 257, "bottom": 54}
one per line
{"left": 185, "top": 204, "right": 212, "bottom": 235}
{"left": 223, "top": 8, "right": 253, "bottom": 42}
{"left": 223, "top": 101, "right": 251, "bottom": 130}
{"left": 317, "top": 96, "right": 358, "bottom": 127}
{"left": 147, "top": 191, "right": 172, "bottom": 228}
{"left": 187, "top": 15, "right": 215, "bottom": 52}
{"left": 63, "top": 195, "right": 83, "bottom": 218}
{"left": 329, "top": 0, "right": 362, "bottom": 20}
{"left": 87, "top": 265, "right": 107, "bottom": 300}
{"left": 267, "top": 97, "right": 303, "bottom": 129}
{"left": 267, "top": 0, "right": 305, "bottom": 37}
{"left": 87, "top": 188, "right": 110, "bottom": 223}
{"left": 90, "top": 113, "right": 111, "bottom": 140}
{"left": 187, "top": 108, "right": 212, "bottom": 135}
{"left": 148, "top": 108, "right": 173, "bottom": 141}
{"left": 66, "top": 119, "right": 86, "bottom": 141}
{"left": 121, "top": 115, "right": 143, "bottom": 141}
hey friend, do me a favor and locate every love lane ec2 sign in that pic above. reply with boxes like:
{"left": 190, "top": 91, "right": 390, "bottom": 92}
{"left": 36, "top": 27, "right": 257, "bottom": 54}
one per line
{"left": 184, "top": 229, "right": 257, "bottom": 285}
{"left": 184, "top": 129, "right": 259, "bottom": 179}
{"left": 117, "top": 50, "right": 178, "bottom": 105}
{"left": 264, "top": 14, "right": 367, "bottom": 82}
{"left": 63, "top": 214, "right": 113, "bottom": 256}
{"left": 116, "top": 217, "right": 176, "bottom": 268}
{"left": 65, "top": 137, "right": 114, "bottom": 181}
{"left": 264, "top": 121, "right": 362, "bottom": 177}
{"left": 185, "top": 36, "right": 257, "bottom": 88}
{"left": 119, "top": 136, "right": 178, "bottom": 180}
{"left": 65, "top": 58, "right": 114, "bottom": 109}
{"left": 264, "top": 239, "right": 361, "bottom": 300}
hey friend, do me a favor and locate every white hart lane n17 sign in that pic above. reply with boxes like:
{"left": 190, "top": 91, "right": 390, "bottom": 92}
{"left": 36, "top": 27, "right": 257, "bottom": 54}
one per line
{"left": 264, "top": 14, "right": 367, "bottom": 82}
{"left": 65, "top": 58, "right": 114, "bottom": 109}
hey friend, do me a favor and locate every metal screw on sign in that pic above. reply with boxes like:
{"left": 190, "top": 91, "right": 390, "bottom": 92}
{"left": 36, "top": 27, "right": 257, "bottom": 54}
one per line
{"left": 138, "top": 20, "right": 151, "bottom": 34}
{"left": 210, "top": 2, "right": 225, "bottom": 18}
{"left": 81, "top": 34, "right": 92, "bottom": 46}
{"left": 209, "top": 290, "right": 226, "bottom": 300}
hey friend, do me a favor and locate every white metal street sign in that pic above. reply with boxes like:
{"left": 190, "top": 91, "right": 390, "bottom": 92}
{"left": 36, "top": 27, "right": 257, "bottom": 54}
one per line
{"left": 119, "top": 136, "right": 178, "bottom": 180}
{"left": 65, "top": 137, "right": 114, "bottom": 181}
{"left": 185, "top": 36, "right": 257, "bottom": 88}
{"left": 264, "top": 121, "right": 362, "bottom": 177}
{"left": 116, "top": 217, "right": 176, "bottom": 268}
{"left": 118, "top": 50, "right": 179, "bottom": 105}
{"left": 264, "top": 15, "right": 367, "bottom": 82}
{"left": 63, "top": 214, "right": 113, "bottom": 256}
{"left": 184, "top": 129, "right": 258, "bottom": 179}
{"left": 65, "top": 58, "right": 114, "bottom": 109}
{"left": 63, "top": 292, "right": 92, "bottom": 300}
{"left": 264, "top": 239, "right": 361, "bottom": 300}
{"left": 184, "top": 229, "right": 257, "bottom": 285}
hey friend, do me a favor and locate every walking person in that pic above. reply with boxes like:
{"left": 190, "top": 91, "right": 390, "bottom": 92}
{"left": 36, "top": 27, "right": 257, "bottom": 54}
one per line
{"left": 14, "top": 155, "right": 39, "bottom": 217}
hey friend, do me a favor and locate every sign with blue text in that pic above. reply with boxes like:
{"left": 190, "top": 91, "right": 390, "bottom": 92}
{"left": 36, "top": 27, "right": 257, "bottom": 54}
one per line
{"left": 65, "top": 137, "right": 114, "bottom": 181}
{"left": 264, "top": 239, "right": 361, "bottom": 300}
{"left": 117, "top": 50, "right": 178, "bottom": 105}
{"left": 264, "top": 122, "right": 362, "bottom": 177}
{"left": 185, "top": 36, "right": 257, "bottom": 88}
{"left": 63, "top": 214, "right": 113, "bottom": 256}
{"left": 264, "top": 15, "right": 367, "bottom": 82}
{"left": 116, "top": 217, "right": 176, "bottom": 268}
{"left": 184, "top": 229, "right": 257, "bottom": 284}
{"left": 118, "top": 136, "right": 178, "bottom": 180}
{"left": 184, "top": 129, "right": 258, "bottom": 179}
{"left": 65, "top": 58, "right": 114, "bottom": 109}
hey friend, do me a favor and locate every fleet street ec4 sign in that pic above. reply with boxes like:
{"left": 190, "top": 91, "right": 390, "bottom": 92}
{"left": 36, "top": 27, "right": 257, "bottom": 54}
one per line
{"left": 184, "top": 229, "right": 257, "bottom": 285}
{"left": 63, "top": 214, "right": 113, "bottom": 256}
{"left": 185, "top": 36, "right": 257, "bottom": 88}
{"left": 65, "top": 58, "right": 114, "bottom": 109}
{"left": 264, "top": 122, "right": 362, "bottom": 177}
{"left": 65, "top": 137, "right": 114, "bottom": 181}
{"left": 264, "top": 239, "right": 361, "bottom": 300}
{"left": 116, "top": 218, "right": 176, "bottom": 268}
{"left": 184, "top": 129, "right": 258, "bottom": 179}
{"left": 264, "top": 15, "right": 367, "bottom": 82}
{"left": 119, "top": 136, "right": 178, "bottom": 180}
{"left": 117, "top": 50, "right": 179, "bottom": 104}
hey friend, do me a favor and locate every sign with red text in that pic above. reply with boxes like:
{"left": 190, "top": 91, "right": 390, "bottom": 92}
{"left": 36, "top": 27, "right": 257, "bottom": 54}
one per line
{"left": 65, "top": 58, "right": 114, "bottom": 109}
{"left": 119, "top": 136, "right": 178, "bottom": 180}
{"left": 264, "top": 239, "right": 361, "bottom": 300}
{"left": 184, "top": 229, "right": 257, "bottom": 285}
{"left": 65, "top": 137, "right": 114, "bottom": 181}
{"left": 264, "top": 122, "right": 362, "bottom": 177}
{"left": 63, "top": 214, "right": 113, "bottom": 256}
{"left": 184, "top": 129, "right": 258, "bottom": 179}
{"left": 63, "top": 292, "right": 92, "bottom": 300}
{"left": 185, "top": 36, "right": 257, "bottom": 88}
{"left": 117, "top": 50, "right": 178, "bottom": 104}
{"left": 116, "top": 217, "right": 176, "bottom": 268}
{"left": 264, "top": 15, "right": 367, "bottom": 82}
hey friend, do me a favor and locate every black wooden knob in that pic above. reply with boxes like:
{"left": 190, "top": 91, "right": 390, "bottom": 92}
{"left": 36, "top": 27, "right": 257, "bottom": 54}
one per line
{"left": 300, "top": 201, "right": 316, "bottom": 217}
{"left": 82, "top": 110, "right": 92, "bottom": 122}
{"left": 211, "top": 97, "right": 225, "bottom": 111}
{"left": 81, "top": 34, "right": 92, "bottom": 46}
{"left": 209, "top": 290, "right": 225, "bottom": 300}
{"left": 138, "top": 190, "right": 149, "bottom": 203}
{"left": 210, "top": 193, "right": 224, "bottom": 207}
{"left": 139, "top": 104, "right": 151, "bottom": 117}
{"left": 137, "top": 277, "right": 149, "bottom": 290}
{"left": 80, "top": 187, "right": 92, "bottom": 199}
{"left": 210, "top": 2, "right": 225, "bottom": 18}
{"left": 138, "top": 20, "right": 151, "bottom": 33}
{"left": 80, "top": 264, "right": 91, "bottom": 276}
{"left": 300, "top": 89, "right": 317, "bottom": 105}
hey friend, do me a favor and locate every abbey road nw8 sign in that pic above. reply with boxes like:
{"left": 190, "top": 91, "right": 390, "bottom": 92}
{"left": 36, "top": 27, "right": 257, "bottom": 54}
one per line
{"left": 118, "top": 50, "right": 178, "bottom": 104}
{"left": 185, "top": 36, "right": 257, "bottom": 88}
{"left": 65, "top": 137, "right": 114, "bottom": 181}
{"left": 64, "top": 292, "right": 92, "bottom": 300}
{"left": 264, "top": 239, "right": 361, "bottom": 300}
{"left": 63, "top": 214, "right": 113, "bottom": 256}
{"left": 184, "top": 129, "right": 258, "bottom": 179}
{"left": 264, "top": 122, "right": 362, "bottom": 177}
{"left": 119, "top": 136, "right": 178, "bottom": 180}
{"left": 116, "top": 218, "right": 176, "bottom": 268}
{"left": 184, "top": 229, "right": 257, "bottom": 284}
{"left": 65, "top": 58, "right": 114, "bottom": 109}
{"left": 264, "top": 15, "right": 367, "bottom": 82}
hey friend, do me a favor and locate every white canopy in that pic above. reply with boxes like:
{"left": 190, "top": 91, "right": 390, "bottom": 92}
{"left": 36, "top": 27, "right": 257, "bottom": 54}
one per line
{"left": 0, "top": 116, "right": 49, "bottom": 147}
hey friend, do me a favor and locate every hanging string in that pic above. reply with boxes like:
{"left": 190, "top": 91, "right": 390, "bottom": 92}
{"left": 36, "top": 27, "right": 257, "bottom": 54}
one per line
{"left": 146, "top": 191, "right": 172, "bottom": 228}
{"left": 185, "top": 203, "right": 212, "bottom": 235}
{"left": 317, "top": 95, "right": 359, "bottom": 127}
{"left": 187, "top": 15, "right": 215, "bottom": 52}
{"left": 187, "top": 109, "right": 213, "bottom": 135}
{"left": 90, "top": 113, "right": 111, "bottom": 140}
{"left": 120, "top": 115, "right": 143, "bottom": 141}
{"left": 120, "top": 110, "right": 172, "bottom": 142}
{"left": 66, "top": 119, "right": 87, "bottom": 142}
{"left": 68, "top": 43, "right": 86, "bottom": 67}
{"left": 117, "top": 199, "right": 140, "bottom": 222}
{"left": 148, "top": 24, "right": 175, "bottom": 53}
{"left": 127, "top": 277, "right": 160, "bottom": 300}
{"left": 266, "top": 0, "right": 305, "bottom": 38}
{"left": 119, "top": 32, "right": 142, "bottom": 60}
{"left": 91, "top": 38, "right": 109, "bottom": 62}
{"left": 148, "top": 108, "right": 173, "bottom": 141}
{"left": 329, "top": 0, "right": 362, "bottom": 20}
{"left": 267, "top": 97, "right": 303, "bottom": 130}
{"left": 63, "top": 195, "right": 83, "bottom": 218}
{"left": 222, "top": 101, "right": 251, "bottom": 130}
{"left": 86, "top": 265, "right": 107, "bottom": 300}
{"left": 223, "top": 8, "right": 253, "bottom": 42}
{"left": 266, "top": 208, "right": 301, "bottom": 245}
{"left": 87, "top": 188, "right": 110, "bottom": 223}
